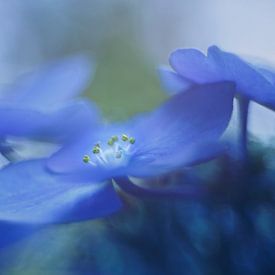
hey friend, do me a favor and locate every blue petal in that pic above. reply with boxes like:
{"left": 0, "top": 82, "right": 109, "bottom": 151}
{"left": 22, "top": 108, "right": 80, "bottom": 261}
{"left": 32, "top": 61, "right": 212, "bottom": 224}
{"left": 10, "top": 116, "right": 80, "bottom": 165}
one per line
{"left": 0, "top": 159, "right": 121, "bottom": 224}
{"left": 127, "top": 82, "right": 234, "bottom": 177}
{"left": 0, "top": 55, "right": 93, "bottom": 112}
{"left": 47, "top": 129, "right": 102, "bottom": 175}
{"left": 208, "top": 46, "right": 275, "bottom": 109}
{"left": 130, "top": 141, "right": 228, "bottom": 177}
{"left": 0, "top": 100, "right": 99, "bottom": 142}
{"left": 158, "top": 66, "right": 193, "bottom": 94}
{"left": 36, "top": 100, "right": 100, "bottom": 143}
{"left": 257, "top": 67, "right": 275, "bottom": 86}
{"left": 170, "top": 46, "right": 275, "bottom": 109}
{"left": 169, "top": 48, "right": 219, "bottom": 83}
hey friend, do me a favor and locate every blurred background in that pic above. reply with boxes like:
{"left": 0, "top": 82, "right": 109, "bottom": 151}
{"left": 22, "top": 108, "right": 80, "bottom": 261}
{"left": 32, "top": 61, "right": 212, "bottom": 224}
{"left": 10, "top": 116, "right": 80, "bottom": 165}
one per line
{"left": 1, "top": 0, "right": 275, "bottom": 141}
{"left": 1, "top": 0, "right": 275, "bottom": 274}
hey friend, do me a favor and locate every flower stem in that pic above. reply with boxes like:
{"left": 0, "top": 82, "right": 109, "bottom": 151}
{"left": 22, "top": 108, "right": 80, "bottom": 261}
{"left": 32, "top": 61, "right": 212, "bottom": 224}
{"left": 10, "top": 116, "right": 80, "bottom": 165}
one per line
{"left": 238, "top": 96, "right": 250, "bottom": 161}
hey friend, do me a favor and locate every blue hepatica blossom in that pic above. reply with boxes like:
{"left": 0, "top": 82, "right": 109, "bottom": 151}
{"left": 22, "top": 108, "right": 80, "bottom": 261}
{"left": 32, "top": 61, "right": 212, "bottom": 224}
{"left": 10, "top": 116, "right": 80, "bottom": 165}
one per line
{"left": 0, "top": 55, "right": 95, "bottom": 163}
{"left": 159, "top": 45, "right": 275, "bottom": 156}
{"left": 160, "top": 45, "right": 275, "bottom": 108}
{"left": 0, "top": 55, "right": 96, "bottom": 248}
{"left": 0, "top": 82, "right": 234, "bottom": 225}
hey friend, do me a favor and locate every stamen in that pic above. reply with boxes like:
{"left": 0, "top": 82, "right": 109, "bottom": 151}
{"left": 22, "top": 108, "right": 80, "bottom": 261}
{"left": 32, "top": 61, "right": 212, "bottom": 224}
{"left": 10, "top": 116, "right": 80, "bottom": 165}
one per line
{"left": 83, "top": 155, "right": 90, "bottom": 163}
{"left": 83, "top": 133, "right": 136, "bottom": 168}
{"left": 92, "top": 146, "right": 100, "bottom": 154}
{"left": 112, "top": 135, "right": 118, "bottom": 142}
{"left": 121, "top": 134, "right": 129, "bottom": 142}
{"left": 107, "top": 139, "right": 114, "bottom": 146}
{"left": 115, "top": 151, "right": 122, "bottom": 158}
{"left": 95, "top": 153, "right": 108, "bottom": 164}
{"left": 129, "top": 137, "right": 135, "bottom": 144}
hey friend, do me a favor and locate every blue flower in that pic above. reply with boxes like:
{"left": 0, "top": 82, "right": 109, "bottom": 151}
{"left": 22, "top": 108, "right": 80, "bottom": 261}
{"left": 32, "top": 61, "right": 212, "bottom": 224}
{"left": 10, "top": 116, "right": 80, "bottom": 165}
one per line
{"left": 160, "top": 45, "right": 275, "bottom": 109}
{"left": 0, "top": 82, "right": 234, "bottom": 225}
{"left": 160, "top": 45, "right": 275, "bottom": 158}
{"left": 0, "top": 55, "right": 96, "bottom": 162}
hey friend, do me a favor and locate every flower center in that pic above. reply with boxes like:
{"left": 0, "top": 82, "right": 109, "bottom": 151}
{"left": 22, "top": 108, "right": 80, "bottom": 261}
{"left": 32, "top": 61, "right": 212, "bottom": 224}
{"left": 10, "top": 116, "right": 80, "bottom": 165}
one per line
{"left": 82, "top": 134, "right": 136, "bottom": 168}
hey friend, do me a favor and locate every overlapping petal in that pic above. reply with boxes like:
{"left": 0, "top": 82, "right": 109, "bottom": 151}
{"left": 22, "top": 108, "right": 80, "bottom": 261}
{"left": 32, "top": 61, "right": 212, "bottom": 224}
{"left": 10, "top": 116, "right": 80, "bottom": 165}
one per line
{"left": 0, "top": 54, "right": 97, "bottom": 158}
{"left": 167, "top": 46, "right": 275, "bottom": 110}
{"left": 127, "top": 82, "right": 234, "bottom": 177}
{"left": 0, "top": 55, "right": 93, "bottom": 112}
{"left": 0, "top": 159, "right": 121, "bottom": 224}
{"left": 208, "top": 46, "right": 275, "bottom": 109}
{"left": 158, "top": 67, "right": 193, "bottom": 94}
{"left": 257, "top": 67, "right": 275, "bottom": 86}
{"left": 169, "top": 48, "right": 219, "bottom": 83}
{"left": 0, "top": 100, "right": 99, "bottom": 143}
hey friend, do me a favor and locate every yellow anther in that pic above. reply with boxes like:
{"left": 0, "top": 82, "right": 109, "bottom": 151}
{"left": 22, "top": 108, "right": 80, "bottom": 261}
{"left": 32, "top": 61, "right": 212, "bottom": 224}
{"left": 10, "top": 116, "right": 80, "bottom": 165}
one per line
{"left": 107, "top": 139, "right": 114, "bottom": 146}
{"left": 112, "top": 135, "right": 118, "bottom": 142}
{"left": 129, "top": 137, "right": 135, "bottom": 144}
{"left": 92, "top": 146, "right": 100, "bottom": 154}
{"left": 83, "top": 155, "right": 90, "bottom": 163}
{"left": 121, "top": 134, "right": 129, "bottom": 142}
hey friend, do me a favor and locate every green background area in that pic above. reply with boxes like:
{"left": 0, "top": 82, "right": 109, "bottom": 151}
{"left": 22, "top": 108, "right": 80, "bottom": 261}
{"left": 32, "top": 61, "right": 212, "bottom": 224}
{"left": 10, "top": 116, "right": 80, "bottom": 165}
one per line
{"left": 86, "top": 37, "right": 167, "bottom": 121}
